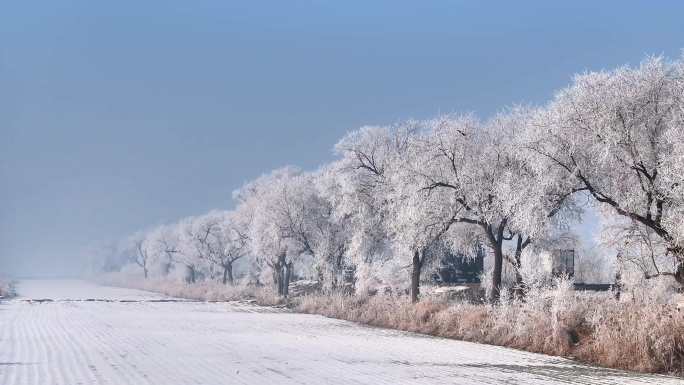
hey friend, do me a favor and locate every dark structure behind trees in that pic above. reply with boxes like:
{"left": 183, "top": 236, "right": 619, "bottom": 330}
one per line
{"left": 552, "top": 249, "right": 575, "bottom": 278}
{"left": 432, "top": 246, "right": 485, "bottom": 285}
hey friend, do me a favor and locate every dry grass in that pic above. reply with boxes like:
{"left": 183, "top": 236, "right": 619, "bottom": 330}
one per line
{"left": 296, "top": 285, "right": 684, "bottom": 376}
{"left": 96, "top": 273, "right": 284, "bottom": 306}
{"left": 583, "top": 300, "right": 684, "bottom": 373}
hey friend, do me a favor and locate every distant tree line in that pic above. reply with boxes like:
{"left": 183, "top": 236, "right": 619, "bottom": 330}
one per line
{"left": 103, "top": 54, "right": 684, "bottom": 302}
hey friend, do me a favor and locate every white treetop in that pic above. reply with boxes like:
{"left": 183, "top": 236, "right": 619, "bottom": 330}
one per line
{"left": 523, "top": 55, "right": 684, "bottom": 283}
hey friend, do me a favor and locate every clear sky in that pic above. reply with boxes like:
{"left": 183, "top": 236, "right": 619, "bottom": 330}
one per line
{"left": 2, "top": 1, "right": 683, "bottom": 276}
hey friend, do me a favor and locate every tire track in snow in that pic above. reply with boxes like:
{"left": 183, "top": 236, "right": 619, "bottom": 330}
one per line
{"left": 72, "top": 303, "right": 153, "bottom": 385}
{"left": 31, "top": 303, "right": 58, "bottom": 385}
{"left": 54, "top": 302, "right": 102, "bottom": 385}
{"left": 4, "top": 303, "right": 23, "bottom": 385}
{"left": 19, "top": 304, "right": 37, "bottom": 385}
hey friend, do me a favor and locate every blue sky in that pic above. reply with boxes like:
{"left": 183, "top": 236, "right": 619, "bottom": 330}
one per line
{"left": 2, "top": 1, "right": 683, "bottom": 275}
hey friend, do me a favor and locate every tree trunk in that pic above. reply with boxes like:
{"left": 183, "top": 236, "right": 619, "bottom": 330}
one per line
{"left": 512, "top": 235, "right": 524, "bottom": 298}
{"left": 410, "top": 250, "right": 422, "bottom": 303}
{"left": 675, "top": 261, "right": 684, "bottom": 287}
{"left": 222, "top": 264, "right": 234, "bottom": 285}
{"left": 614, "top": 270, "right": 623, "bottom": 300}
{"left": 283, "top": 262, "right": 293, "bottom": 297}
{"left": 490, "top": 245, "right": 504, "bottom": 302}
{"left": 513, "top": 267, "right": 523, "bottom": 298}
{"left": 273, "top": 253, "right": 287, "bottom": 296}
{"left": 187, "top": 265, "right": 196, "bottom": 284}
{"left": 331, "top": 253, "right": 344, "bottom": 291}
{"left": 483, "top": 222, "right": 507, "bottom": 303}
{"left": 273, "top": 265, "right": 283, "bottom": 295}
{"left": 325, "top": 268, "right": 337, "bottom": 292}
{"left": 143, "top": 266, "right": 148, "bottom": 279}
{"left": 163, "top": 255, "right": 172, "bottom": 276}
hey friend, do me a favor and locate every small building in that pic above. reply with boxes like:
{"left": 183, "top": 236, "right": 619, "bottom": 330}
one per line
{"left": 551, "top": 249, "right": 575, "bottom": 278}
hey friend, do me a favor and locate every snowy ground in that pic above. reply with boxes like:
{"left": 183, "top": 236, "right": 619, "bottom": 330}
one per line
{"left": 0, "top": 280, "right": 679, "bottom": 385}
{"left": 14, "top": 279, "right": 171, "bottom": 301}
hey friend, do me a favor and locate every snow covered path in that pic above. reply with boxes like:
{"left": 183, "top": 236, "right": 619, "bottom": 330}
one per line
{"left": 0, "top": 280, "right": 679, "bottom": 385}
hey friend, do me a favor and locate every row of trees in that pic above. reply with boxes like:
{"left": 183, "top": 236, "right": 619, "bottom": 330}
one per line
{"left": 107, "top": 54, "right": 684, "bottom": 302}
{"left": 124, "top": 210, "right": 249, "bottom": 285}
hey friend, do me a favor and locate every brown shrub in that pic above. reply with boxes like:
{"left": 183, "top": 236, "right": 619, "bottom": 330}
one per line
{"left": 581, "top": 301, "right": 684, "bottom": 373}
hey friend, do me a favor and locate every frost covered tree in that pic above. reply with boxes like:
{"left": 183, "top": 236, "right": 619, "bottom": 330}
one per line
{"left": 235, "top": 167, "right": 303, "bottom": 296}
{"left": 601, "top": 214, "right": 676, "bottom": 282}
{"left": 335, "top": 123, "right": 469, "bottom": 302}
{"left": 497, "top": 109, "right": 583, "bottom": 293}
{"left": 132, "top": 234, "right": 152, "bottom": 279}
{"left": 331, "top": 126, "right": 396, "bottom": 292}
{"left": 191, "top": 211, "right": 250, "bottom": 285}
{"left": 214, "top": 212, "right": 250, "bottom": 285}
{"left": 237, "top": 166, "right": 353, "bottom": 293}
{"left": 524, "top": 55, "right": 684, "bottom": 286}
{"left": 306, "top": 169, "right": 352, "bottom": 290}
{"left": 400, "top": 112, "right": 578, "bottom": 301}
{"left": 387, "top": 125, "right": 472, "bottom": 302}
{"left": 400, "top": 115, "right": 520, "bottom": 301}
{"left": 143, "top": 225, "right": 175, "bottom": 277}
{"left": 160, "top": 220, "right": 203, "bottom": 283}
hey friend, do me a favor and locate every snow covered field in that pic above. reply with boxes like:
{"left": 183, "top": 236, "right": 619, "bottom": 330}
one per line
{"left": 0, "top": 280, "right": 678, "bottom": 385}
{"left": 14, "top": 279, "right": 171, "bottom": 301}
